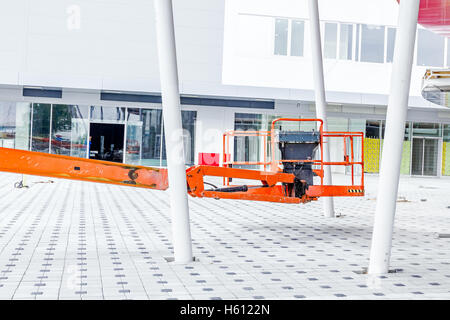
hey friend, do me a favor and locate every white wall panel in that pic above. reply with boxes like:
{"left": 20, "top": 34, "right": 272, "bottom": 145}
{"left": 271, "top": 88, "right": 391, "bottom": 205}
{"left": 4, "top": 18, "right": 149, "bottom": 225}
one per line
{"left": 0, "top": 0, "right": 443, "bottom": 112}
{"left": 222, "top": 0, "right": 431, "bottom": 104}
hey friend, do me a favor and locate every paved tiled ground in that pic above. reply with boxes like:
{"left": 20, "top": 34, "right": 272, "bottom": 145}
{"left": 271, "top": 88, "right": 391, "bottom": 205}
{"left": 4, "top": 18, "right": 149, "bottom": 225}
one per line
{"left": 0, "top": 172, "right": 449, "bottom": 300}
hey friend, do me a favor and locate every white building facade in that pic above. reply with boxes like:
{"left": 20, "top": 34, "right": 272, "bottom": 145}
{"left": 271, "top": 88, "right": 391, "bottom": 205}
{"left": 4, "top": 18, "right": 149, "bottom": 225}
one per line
{"left": 0, "top": 0, "right": 449, "bottom": 176}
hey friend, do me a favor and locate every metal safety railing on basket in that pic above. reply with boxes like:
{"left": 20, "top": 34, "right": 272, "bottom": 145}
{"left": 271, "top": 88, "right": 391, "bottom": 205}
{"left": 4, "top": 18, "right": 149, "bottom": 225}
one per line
{"left": 221, "top": 118, "right": 364, "bottom": 191}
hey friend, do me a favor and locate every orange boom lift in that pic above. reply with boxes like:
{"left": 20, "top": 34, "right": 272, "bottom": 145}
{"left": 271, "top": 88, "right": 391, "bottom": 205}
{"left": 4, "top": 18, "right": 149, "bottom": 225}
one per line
{"left": 0, "top": 118, "right": 364, "bottom": 204}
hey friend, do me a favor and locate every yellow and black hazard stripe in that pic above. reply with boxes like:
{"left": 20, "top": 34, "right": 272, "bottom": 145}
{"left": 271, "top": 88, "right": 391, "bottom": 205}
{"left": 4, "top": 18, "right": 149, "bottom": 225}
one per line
{"left": 348, "top": 188, "right": 364, "bottom": 193}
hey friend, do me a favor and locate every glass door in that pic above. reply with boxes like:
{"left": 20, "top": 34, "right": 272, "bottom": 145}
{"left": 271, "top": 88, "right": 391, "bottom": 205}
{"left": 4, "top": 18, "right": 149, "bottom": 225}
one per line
{"left": 411, "top": 137, "right": 439, "bottom": 176}
{"left": 423, "top": 138, "right": 439, "bottom": 176}
{"left": 233, "top": 113, "right": 262, "bottom": 168}
{"left": 125, "top": 120, "right": 143, "bottom": 164}
{"left": 411, "top": 137, "right": 424, "bottom": 175}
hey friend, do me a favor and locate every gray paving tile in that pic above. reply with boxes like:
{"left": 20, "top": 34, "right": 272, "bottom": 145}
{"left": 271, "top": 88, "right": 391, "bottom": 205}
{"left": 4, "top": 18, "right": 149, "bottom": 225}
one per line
{"left": 0, "top": 172, "right": 449, "bottom": 299}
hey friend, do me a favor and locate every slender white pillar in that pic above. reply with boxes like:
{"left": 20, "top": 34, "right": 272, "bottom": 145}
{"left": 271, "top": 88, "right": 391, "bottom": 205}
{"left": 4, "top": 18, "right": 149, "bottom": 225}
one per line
{"left": 308, "top": 0, "right": 334, "bottom": 218}
{"left": 154, "top": 0, "right": 193, "bottom": 263}
{"left": 368, "top": 0, "right": 420, "bottom": 274}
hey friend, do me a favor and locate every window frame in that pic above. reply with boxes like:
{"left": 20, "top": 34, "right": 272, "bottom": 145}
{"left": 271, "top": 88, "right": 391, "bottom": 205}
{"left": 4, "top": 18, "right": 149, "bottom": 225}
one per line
{"left": 273, "top": 17, "right": 306, "bottom": 58}
{"left": 416, "top": 27, "right": 446, "bottom": 68}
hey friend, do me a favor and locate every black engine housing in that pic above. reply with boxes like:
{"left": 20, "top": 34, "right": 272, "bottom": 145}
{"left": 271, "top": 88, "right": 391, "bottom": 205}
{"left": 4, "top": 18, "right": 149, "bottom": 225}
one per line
{"left": 278, "top": 131, "right": 320, "bottom": 195}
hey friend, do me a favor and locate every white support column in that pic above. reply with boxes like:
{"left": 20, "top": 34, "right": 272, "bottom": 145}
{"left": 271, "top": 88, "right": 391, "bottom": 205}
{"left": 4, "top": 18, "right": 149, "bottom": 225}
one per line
{"left": 154, "top": 0, "right": 193, "bottom": 263}
{"left": 308, "top": 0, "right": 334, "bottom": 218}
{"left": 368, "top": 0, "right": 420, "bottom": 274}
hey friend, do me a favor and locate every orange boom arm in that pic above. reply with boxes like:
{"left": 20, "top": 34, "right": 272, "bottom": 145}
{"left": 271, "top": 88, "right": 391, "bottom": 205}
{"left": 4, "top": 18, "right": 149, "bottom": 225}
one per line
{"left": 0, "top": 118, "right": 365, "bottom": 204}
{"left": 0, "top": 148, "right": 168, "bottom": 190}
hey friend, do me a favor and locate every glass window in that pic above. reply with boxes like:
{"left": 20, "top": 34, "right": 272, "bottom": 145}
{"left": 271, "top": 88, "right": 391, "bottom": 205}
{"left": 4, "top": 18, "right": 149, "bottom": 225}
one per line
{"left": 181, "top": 110, "right": 197, "bottom": 165}
{"left": 125, "top": 108, "right": 145, "bottom": 165}
{"left": 444, "top": 124, "right": 450, "bottom": 140}
{"left": 90, "top": 106, "right": 125, "bottom": 122}
{"left": 271, "top": 117, "right": 302, "bottom": 131}
{"left": 234, "top": 113, "right": 262, "bottom": 167}
{"left": 51, "top": 105, "right": 89, "bottom": 157}
{"left": 412, "top": 122, "right": 441, "bottom": 137}
{"left": 348, "top": 119, "right": 365, "bottom": 175}
{"left": 386, "top": 27, "right": 396, "bottom": 63}
{"left": 0, "top": 102, "right": 32, "bottom": 151}
{"left": 71, "top": 106, "right": 89, "bottom": 158}
{"left": 400, "top": 122, "right": 411, "bottom": 175}
{"left": 349, "top": 118, "right": 366, "bottom": 133}
{"left": 339, "top": 24, "right": 353, "bottom": 60}
{"left": 417, "top": 29, "right": 444, "bottom": 67}
{"left": 365, "top": 120, "right": 381, "bottom": 138}
{"left": 443, "top": 124, "right": 450, "bottom": 176}
{"left": 136, "top": 108, "right": 163, "bottom": 166}
{"left": 31, "top": 103, "right": 51, "bottom": 153}
{"left": 51, "top": 105, "right": 72, "bottom": 156}
{"left": 299, "top": 115, "right": 318, "bottom": 131}
{"left": 328, "top": 117, "right": 348, "bottom": 131}
{"left": 355, "top": 24, "right": 360, "bottom": 61}
{"left": 15, "top": 103, "right": 32, "bottom": 150}
{"left": 328, "top": 118, "right": 348, "bottom": 173}
{"left": 364, "top": 120, "right": 381, "bottom": 173}
{"left": 327, "top": 117, "right": 347, "bottom": 164}
{"left": 403, "top": 122, "right": 411, "bottom": 141}
{"left": 447, "top": 40, "right": 450, "bottom": 67}
{"left": 260, "top": 115, "right": 302, "bottom": 164}
{"left": 360, "top": 24, "right": 385, "bottom": 63}
{"left": 125, "top": 108, "right": 196, "bottom": 166}
{"left": 324, "top": 23, "right": 338, "bottom": 59}
{"left": 0, "top": 102, "right": 18, "bottom": 149}
{"left": 274, "top": 18, "right": 288, "bottom": 55}
{"left": 290, "top": 20, "right": 304, "bottom": 57}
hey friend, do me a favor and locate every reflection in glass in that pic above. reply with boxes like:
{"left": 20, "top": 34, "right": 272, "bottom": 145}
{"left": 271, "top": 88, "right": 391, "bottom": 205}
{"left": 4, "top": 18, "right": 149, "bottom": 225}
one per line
{"left": 365, "top": 120, "right": 381, "bottom": 138}
{"left": 71, "top": 106, "right": 89, "bottom": 158}
{"left": 412, "top": 122, "right": 441, "bottom": 137}
{"left": 355, "top": 24, "right": 360, "bottom": 61}
{"left": 423, "top": 138, "right": 438, "bottom": 176}
{"left": 324, "top": 23, "right": 338, "bottom": 59}
{"left": 417, "top": 29, "right": 444, "bottom": 67}
{"left": 51, "top": 105, "right": 88, "bottom": 157}
{"left": 0, "top": 102, "right": 18, "bottom": 148}
{"left": 300, "top": 115, "right": 318, "bottom": 131}
{"left": 15, "top": 103, "right": 32, "bottom": 150}
{"left": 386, "top": 27, "right": 396, "bottom": 63}
{"left": 31, "top": 103, "right": 51, "bottom": 153}
{"left": 447, "top": 43, "right": 450, "bottom": 68}
{"left": 274, "top": 18, "right": 288, "bottom": 55}
{"left": 125, "top": 108, "right": 144, "bottom": 165}
{"left": 443, "top": 124, "right": 450, "bottom": 176}
{"left": 348, "top": 118, "right": 366, "bottom": 175}
{"left": 90, "top": 106, "right": 125, "bottom": 122}
{"left": 290, "top": 20, "right": 304, "bottom": 57}
{"left": 51, "top": 105, "right": 72, "bottom": 155}
{"left": 180, "top": 111, "right": 196, "bottom": 165}
{"left": 339, "top": 24, "right": 353, "bottom": 60}
{"left": 411, "top": 137, "right": 438, "bottom": 176}
{"left": 360, "top": 24, "right": 385, "bottom": 63}
{"left": 264, "top": 115, "right": 302, "bottom": 164}
{"left": 234, "top": 113, "right": 262, "bottom": 168}
{"left": 328, "top": 118, "right": 348, "bottom": 173}
{"left": 411, "top": 137, "right": 424, "bottom": 175}
{"left": 125, "top": 108, "right": 196, "bottom": 166}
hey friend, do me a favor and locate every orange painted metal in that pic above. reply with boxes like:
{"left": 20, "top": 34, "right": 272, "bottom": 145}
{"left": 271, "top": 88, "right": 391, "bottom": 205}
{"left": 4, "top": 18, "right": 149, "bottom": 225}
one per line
{"left": 0, "top": 118, "right": 364, "bottom": 205}
{"left": 306, "top": 185, "right": 364, "bottom": 198}
{"left": 0, "top": 147, "right": 168, "bottom": 190}
{"left": 217, "top": 118, "right": 365, "bottom": 203}
{"left": 186, "top": 165, "right": 303, "bottom": 203}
